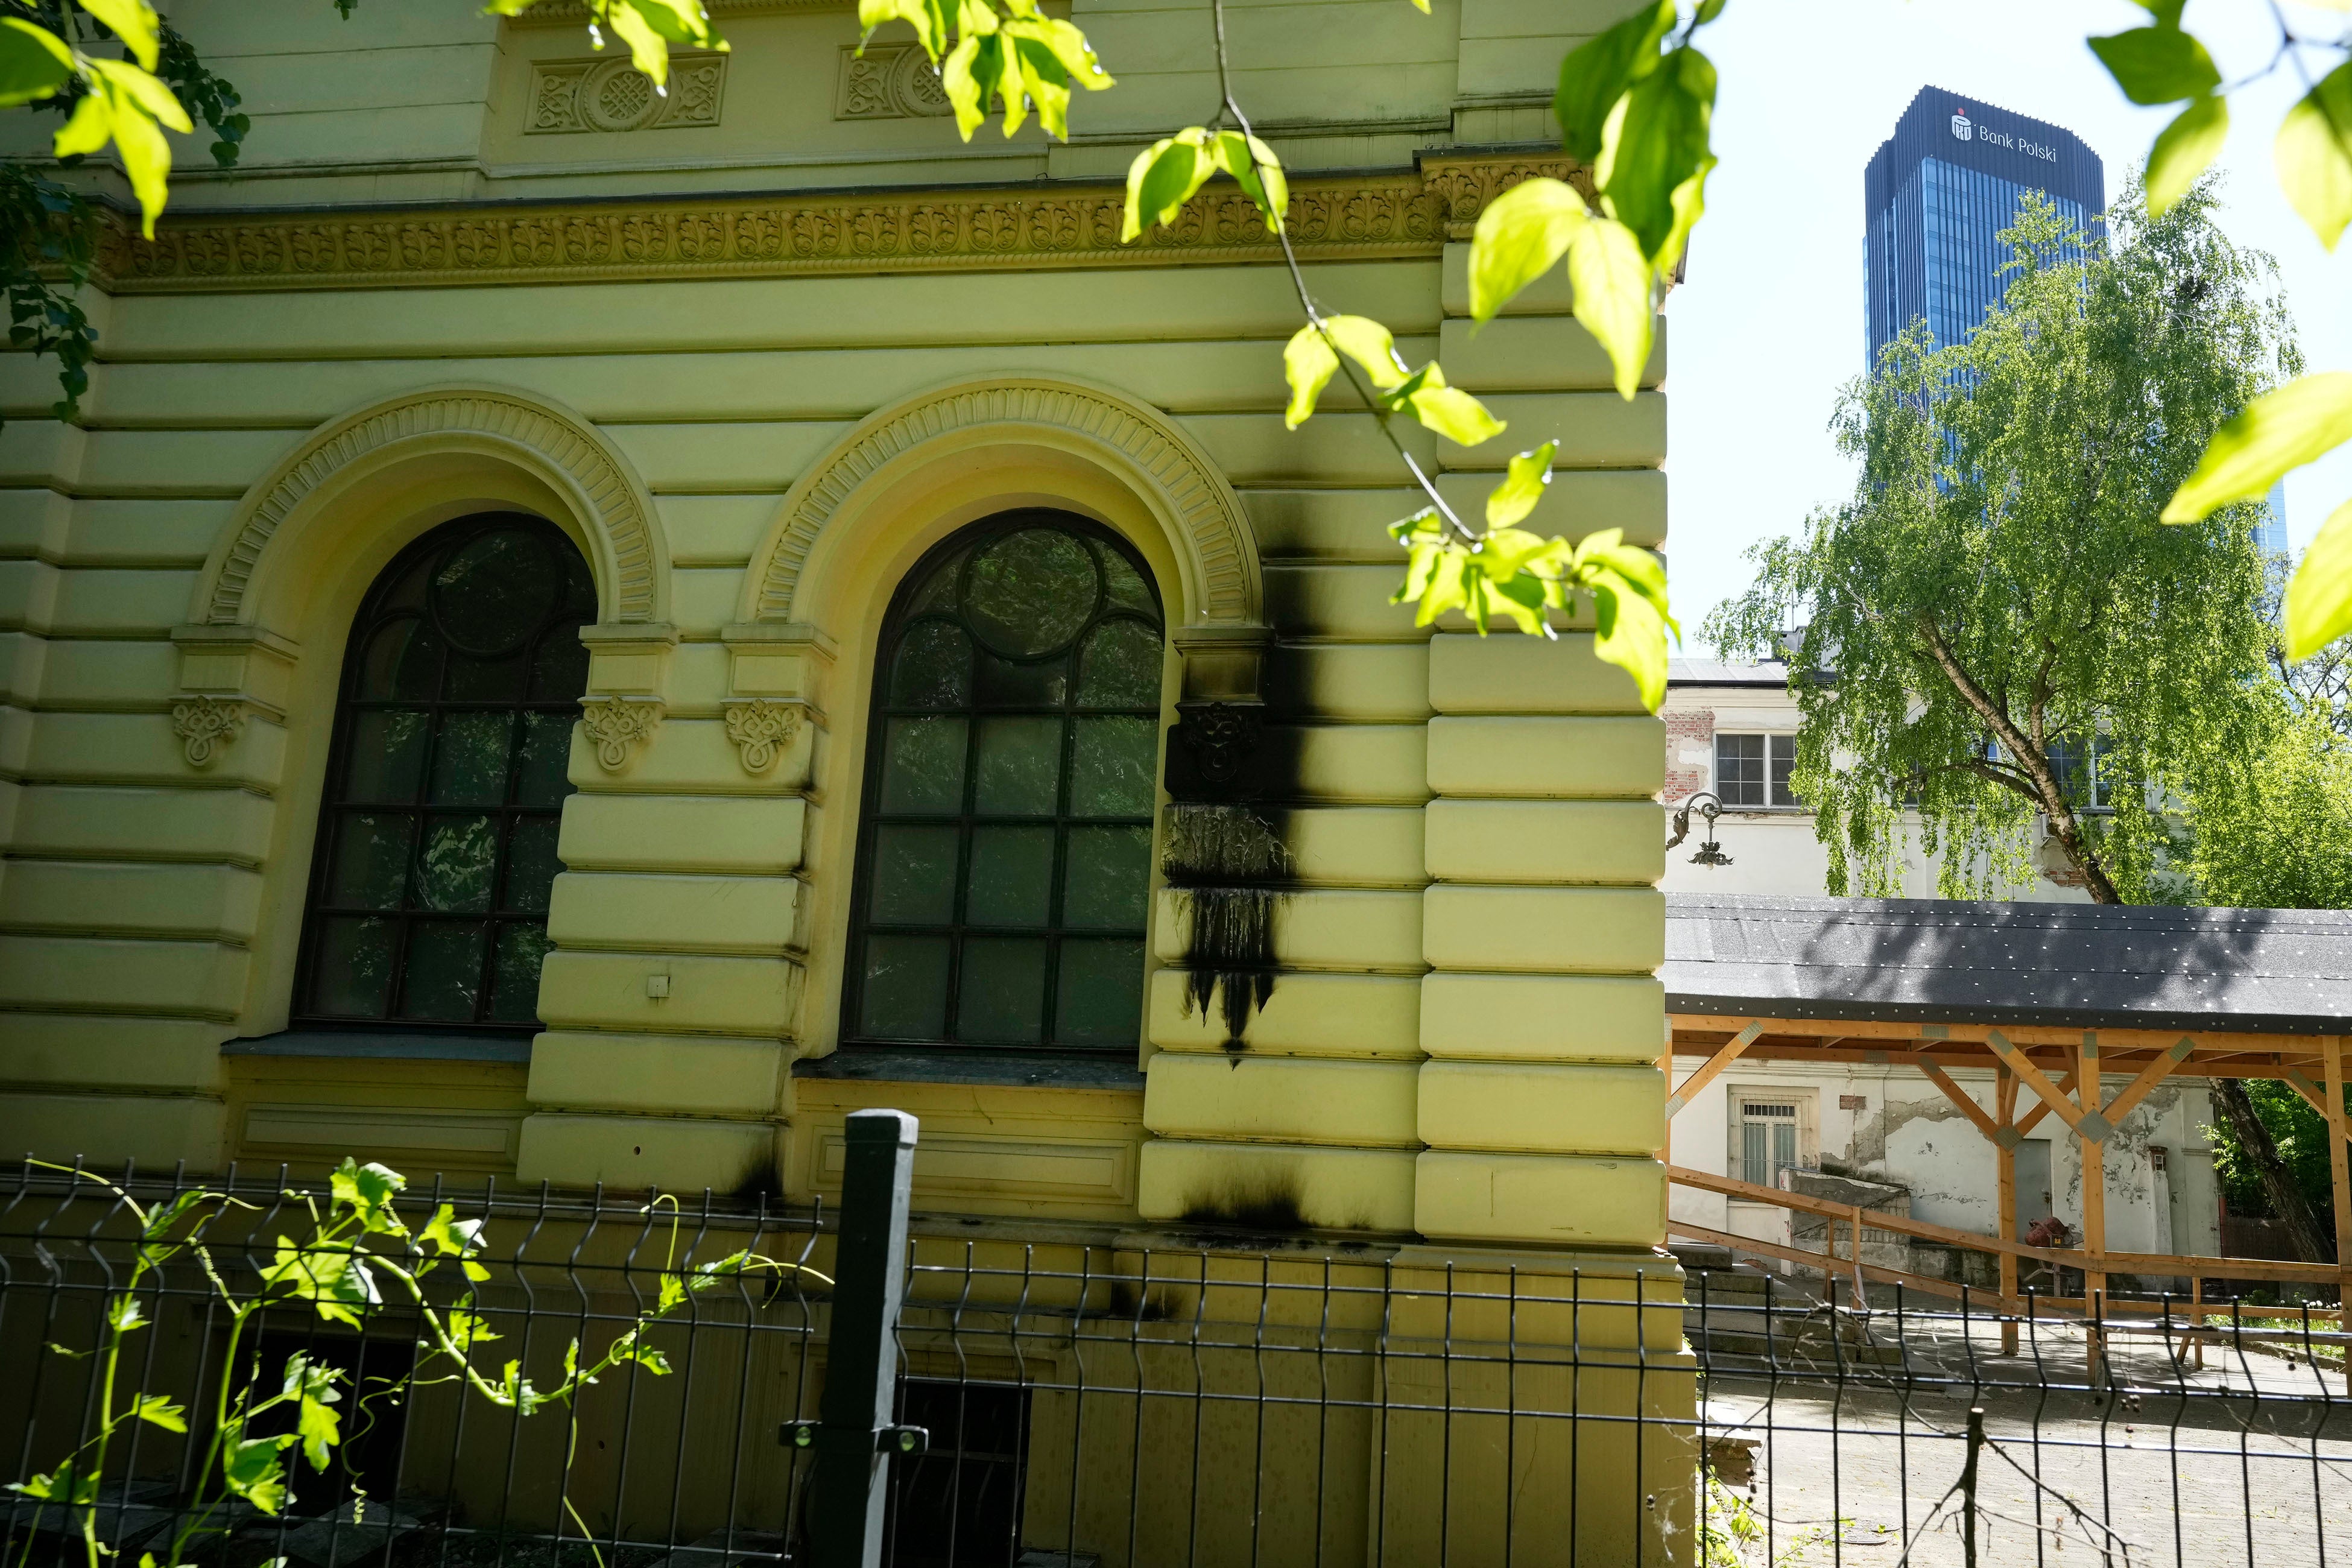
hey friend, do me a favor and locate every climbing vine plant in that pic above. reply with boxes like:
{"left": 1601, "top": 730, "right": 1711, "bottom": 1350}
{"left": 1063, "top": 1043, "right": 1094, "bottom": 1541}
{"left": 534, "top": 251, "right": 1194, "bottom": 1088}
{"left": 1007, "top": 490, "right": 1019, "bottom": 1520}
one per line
{"left": 5, "top": 1159, "right": 820, "bottom": 1568}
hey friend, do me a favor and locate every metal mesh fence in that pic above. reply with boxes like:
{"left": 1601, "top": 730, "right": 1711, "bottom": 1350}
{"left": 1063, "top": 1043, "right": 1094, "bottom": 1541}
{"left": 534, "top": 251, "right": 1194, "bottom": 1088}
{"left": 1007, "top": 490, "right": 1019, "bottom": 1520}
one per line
{"left": 1, "top": 1157, "right": 2347, "bottom": 1568}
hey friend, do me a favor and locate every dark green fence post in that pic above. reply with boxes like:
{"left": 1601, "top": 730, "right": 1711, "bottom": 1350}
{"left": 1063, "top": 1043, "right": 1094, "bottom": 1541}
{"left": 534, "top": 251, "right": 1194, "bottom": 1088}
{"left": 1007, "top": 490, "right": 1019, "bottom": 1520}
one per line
{"left": 803, "top": 1108, "right": 922, "bottom": 1568}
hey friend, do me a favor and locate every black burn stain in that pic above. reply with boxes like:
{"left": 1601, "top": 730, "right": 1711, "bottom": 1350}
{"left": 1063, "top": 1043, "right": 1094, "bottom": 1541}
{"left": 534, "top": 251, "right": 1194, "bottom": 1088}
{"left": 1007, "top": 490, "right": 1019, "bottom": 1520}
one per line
{"left": 1159, "top": 642, "right": 1309, "bottom": 1053}
{"left": 1180, "top": 1177, "right": 1308, "bottom": 1233}
{"left": 1162, "top": 804, "right": 1289, "bottom": 1052}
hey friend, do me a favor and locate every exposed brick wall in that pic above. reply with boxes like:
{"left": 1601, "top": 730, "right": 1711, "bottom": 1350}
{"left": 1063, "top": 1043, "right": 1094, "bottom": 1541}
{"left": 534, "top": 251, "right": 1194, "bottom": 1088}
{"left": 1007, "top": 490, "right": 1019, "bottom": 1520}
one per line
{"left": 1664, "top": 707, "right": 1712, "bottom": 803}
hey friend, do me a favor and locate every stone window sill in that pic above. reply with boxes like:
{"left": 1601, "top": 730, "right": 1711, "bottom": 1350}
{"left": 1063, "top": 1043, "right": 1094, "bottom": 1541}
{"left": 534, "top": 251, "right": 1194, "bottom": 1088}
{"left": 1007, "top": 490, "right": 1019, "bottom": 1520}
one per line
{"left": 221, "top": 1028, "right": 533, "bottom": 1065}
{"left": 794, "top": 1048, "right": 1145, "bottom": 1092}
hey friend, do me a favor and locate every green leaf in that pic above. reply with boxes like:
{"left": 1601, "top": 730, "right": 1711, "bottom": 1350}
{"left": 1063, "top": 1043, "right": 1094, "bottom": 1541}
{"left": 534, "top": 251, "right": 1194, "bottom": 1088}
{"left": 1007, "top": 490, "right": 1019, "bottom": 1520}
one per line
{"left": 330, "top": 1158, "right": 408, "bottom": 1235}
{"left": 223, "top": 1435, "right": 292, "bottom": 1515}
{"left": 2146, "top": 93, "right": 2228, "bottom": 217}
{"left": 142, "top": 1188, "right": 210, "bottom": 1244}
{"left": 1589, "top": 572, "right": 1671, "bottom": 710}
{"left": 1002, "top": 8, "right": 1110, "bottom": 140}
{"left": 1324, "top": 314, "right": 1406, "bottom": 388}
{"left": 80, "top": 0, "right": 162, "bottom": 72}
{"left": 1552, "top": 0, "right": 1674, "bottom": 166}
{"left": 1207, "top": 130, "right": 1286, "bottom": 233}
{"left": 2087, "top": 24, "right": 2219, "bottom": 106}
{"left": 64, "top": 58, "right": 194, "bottom": 239}
{"left": 1121, "top": 128, "right": 1214, "bottom": 242}
{"left": 417, "top": 1202, "right": 484, "bottom": 1258}
{"left": 1466, "top": 177, "right": 1587, "bottom": 323}
{"left": 282, "top": 1354, "right": 344, "bottom": 1472}
{"left": 131, "top": 1394, "right": 187, "bottom": 1434}
{"left": 1404, "top": 378, "right": 1506, "bottom": 448}
{"left": 259, "top": 1236, "right": 382, "bottom": 1327}
{"left": 440, "top": 1305, "right": 501, "bottom": 1355}
{"left": 1487, "top": 441, "right": 1558, "bottom": 528}
{"left": 2276, "top": 62, "right": 2352, "bottom": 252}
{"left": 2285, "top": 496, "right": 2352, "bottom": 660}
{"left": 8, "top": 1464, "right": 98, "bottom": 1505}
{"left": 1568, "top": 214, "right": 1654, "bottom": 399}
{"left": 857, "top": 0, "right": 947, "bottom": 60}
{"left": 611, "top": 1329, "right": 672, "bottom": 1376}
{"left": 0, "top": 19, "right": 74, "bottom": 109}
{"left": 1283, "top": 324, "right": 1338, "bottom": 428}
{"left": 1598, "top": 43, "right": 1716, "bottom": 274}
{"left": 2164, "top": 372, "right": 2352, "bottom": 522}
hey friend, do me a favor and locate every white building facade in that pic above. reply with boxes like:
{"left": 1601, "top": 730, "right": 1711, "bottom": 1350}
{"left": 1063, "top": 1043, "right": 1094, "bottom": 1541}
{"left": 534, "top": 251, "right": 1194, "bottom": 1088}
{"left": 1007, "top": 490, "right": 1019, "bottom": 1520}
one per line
{"left": 1657, "top": 662, "right": 2224, "bottom": 1277}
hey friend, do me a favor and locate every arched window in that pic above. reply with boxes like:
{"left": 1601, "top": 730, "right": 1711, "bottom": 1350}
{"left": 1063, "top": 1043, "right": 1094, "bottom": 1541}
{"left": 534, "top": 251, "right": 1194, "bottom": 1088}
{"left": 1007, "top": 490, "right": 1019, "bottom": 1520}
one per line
{"left": 294, "top": 514, "right": 595, "bottom": 1029}
{"left": 846, "top": 512, "right": 1165, "bottom": 1051}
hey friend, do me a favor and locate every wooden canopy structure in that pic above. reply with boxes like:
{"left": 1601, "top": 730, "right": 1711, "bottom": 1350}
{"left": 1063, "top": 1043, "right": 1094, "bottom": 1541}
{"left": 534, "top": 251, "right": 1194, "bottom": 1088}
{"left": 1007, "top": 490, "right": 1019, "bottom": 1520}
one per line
{"left": 1660, "top": 895, "right": 2352, "bottom": 1373}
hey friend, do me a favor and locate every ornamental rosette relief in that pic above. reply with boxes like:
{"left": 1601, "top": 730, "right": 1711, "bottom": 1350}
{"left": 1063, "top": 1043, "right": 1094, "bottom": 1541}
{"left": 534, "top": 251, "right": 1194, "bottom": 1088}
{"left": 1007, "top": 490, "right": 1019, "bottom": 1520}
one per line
{"left": 90, "top": 157, "right": 1572, "bottom": 292}
{"left": 171, "top": 696, "right": 248, "bottom": 768}
{"left": 580, "top": 696, "right": 664, "bottom": 773}
{"left": 722, "top": 699, "right": 803, "bottom": 774}
{"left": 529, "top": 53, "right": 726, "bottom": 134}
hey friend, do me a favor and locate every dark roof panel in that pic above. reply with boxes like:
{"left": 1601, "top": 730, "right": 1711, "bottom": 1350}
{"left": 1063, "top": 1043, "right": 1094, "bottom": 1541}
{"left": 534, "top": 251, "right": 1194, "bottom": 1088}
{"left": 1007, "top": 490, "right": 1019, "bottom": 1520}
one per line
{"left": 1663, "top": 894, "right": 2352, "bottom": 1035}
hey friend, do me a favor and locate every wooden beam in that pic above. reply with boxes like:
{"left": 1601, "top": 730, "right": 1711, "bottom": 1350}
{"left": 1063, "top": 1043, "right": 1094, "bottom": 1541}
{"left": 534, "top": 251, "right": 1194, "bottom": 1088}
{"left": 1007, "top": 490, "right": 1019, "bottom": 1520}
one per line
{"left": 2079, "top": 1035, "right": 2108, "bottom": 1375}
{"left": 1670, "top": 1012, "right": 2335, "bottom": 1058}
{"left": 1996, "top": 1077, "right": 2020, "bottom": 1356}
{"left": 1918, "top": 1059, "right": 2001, "bottom": 1140}
{"left": 2099, "top": 1035, "right": 2195, "bottom": 1127}
{"left": 2325, "top": 1036, "right": 2352, "bottom": 1397}
{"left": 2282, "top": 1069, "right": 2352, "bottom": 1149}
{"left": 1667, "top": 1165, "right": 2345, "bottom": 1283}
{"left": 1987, "top": 1029, "right": 2091, "bottom": 1136}
{"left": 2015, "top": 1067, "right": 2078, "bottom": 1137}
{"left": 1666, "top": 1020, "right": 1763, "bottom": 1118}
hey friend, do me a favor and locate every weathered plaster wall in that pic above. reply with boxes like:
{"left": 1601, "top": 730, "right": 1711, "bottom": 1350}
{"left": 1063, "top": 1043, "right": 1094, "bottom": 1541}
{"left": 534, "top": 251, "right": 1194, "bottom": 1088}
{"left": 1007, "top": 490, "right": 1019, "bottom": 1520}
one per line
{"left": 1667, "top": 1057, "right": 2224, "bottom": 1261}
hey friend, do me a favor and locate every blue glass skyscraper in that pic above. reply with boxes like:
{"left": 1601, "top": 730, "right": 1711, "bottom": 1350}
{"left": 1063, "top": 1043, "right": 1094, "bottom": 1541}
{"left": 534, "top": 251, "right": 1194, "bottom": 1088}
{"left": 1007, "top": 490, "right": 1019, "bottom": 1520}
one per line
{"left": 1865, "top": 87, "right": 2105, "bottom": 367}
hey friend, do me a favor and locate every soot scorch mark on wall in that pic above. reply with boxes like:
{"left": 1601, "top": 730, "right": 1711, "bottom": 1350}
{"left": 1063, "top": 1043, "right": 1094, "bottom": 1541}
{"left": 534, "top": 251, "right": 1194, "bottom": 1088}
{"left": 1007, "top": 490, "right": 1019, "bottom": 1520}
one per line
{"left": 1162, "top": 803, "right": 1289, "bottom": 1052}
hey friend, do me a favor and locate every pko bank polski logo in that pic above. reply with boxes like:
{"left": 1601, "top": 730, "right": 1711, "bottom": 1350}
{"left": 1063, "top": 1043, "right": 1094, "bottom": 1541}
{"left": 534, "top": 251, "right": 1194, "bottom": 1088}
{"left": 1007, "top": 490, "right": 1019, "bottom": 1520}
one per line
{"left": 1950, "top": 109, "right": 1973, "bottom": 141}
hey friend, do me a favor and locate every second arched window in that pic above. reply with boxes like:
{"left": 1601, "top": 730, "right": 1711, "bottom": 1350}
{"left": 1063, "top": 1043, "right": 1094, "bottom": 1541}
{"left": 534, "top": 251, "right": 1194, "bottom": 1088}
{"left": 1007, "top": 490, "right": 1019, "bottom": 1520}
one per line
{"left": 846, "top": 513, "right": 1165, "bottom": 1052}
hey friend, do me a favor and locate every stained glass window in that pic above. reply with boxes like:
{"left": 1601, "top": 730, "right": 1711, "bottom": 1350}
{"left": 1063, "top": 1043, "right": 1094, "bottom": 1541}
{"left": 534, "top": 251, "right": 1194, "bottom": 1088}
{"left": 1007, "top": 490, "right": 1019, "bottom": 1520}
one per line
{"left": 295, "top": 514, "right": 593, "bottom": 1029}
{"left": 847, "top": 513, "right": 1164, "bottom": 1051}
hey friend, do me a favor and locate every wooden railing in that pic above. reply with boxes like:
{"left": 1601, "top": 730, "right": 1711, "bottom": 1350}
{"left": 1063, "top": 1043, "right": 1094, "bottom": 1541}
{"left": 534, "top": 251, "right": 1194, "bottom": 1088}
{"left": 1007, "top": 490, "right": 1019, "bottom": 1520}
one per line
{"left": 1668, "top": 1165, "right": 2345, "bottom": 1318}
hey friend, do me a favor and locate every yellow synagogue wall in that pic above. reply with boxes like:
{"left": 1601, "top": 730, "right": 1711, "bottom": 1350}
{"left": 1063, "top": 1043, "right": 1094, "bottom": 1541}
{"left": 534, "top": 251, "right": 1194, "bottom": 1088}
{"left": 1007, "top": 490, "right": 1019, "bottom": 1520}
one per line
{"left": 0, "top": 5, "right": 1688, "bottom": 1553}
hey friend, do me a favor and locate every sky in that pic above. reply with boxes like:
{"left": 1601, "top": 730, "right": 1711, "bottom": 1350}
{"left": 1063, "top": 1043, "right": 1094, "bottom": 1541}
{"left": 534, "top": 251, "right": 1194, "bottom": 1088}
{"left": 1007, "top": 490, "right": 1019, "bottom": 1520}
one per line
{"left": 1664, "top": 0, "right": 2352, "bottom": 641}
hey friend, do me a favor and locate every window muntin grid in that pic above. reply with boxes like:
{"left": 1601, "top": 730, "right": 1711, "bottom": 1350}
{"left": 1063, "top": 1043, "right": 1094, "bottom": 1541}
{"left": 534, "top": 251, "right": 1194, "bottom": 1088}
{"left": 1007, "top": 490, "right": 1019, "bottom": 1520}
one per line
{"left": 294, "top": 514, "right": 593, "bottom": 1029}
{"left": 1714, "top": 733, "right": 1800, "bottom": 808}
{"left": 844, "top": 512, "right": 1165, "bottom": 1052}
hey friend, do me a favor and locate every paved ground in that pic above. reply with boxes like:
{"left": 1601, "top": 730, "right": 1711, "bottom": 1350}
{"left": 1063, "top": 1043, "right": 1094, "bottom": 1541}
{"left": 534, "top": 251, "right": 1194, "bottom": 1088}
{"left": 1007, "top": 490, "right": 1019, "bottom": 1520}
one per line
{"left": 1694, "top": 1313, "right": 2352, "bottom": 1567}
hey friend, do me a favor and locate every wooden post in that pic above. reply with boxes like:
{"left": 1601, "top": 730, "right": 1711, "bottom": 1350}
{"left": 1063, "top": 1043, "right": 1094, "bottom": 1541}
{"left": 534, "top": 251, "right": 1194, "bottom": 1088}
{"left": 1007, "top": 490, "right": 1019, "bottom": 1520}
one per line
{"left": 2189, "top": 1273, "right": 2204, "bottom": 1372}
{"left": 2078, "top": 1035, "right": 2107, "bottom": 1380}
{"left": 1996, "top": 1067, "right": 2019, "bottom": 1356}
{"left": 2323, "top": 1035, "right": 2352, "bottom": 1396}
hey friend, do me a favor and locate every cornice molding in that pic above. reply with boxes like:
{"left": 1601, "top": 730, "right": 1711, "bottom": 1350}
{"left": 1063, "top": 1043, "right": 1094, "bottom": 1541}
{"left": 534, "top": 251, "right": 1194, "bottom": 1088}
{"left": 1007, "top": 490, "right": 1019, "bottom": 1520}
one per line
{"left": 91, "top": 154, "right": 1579, "bottom": 294}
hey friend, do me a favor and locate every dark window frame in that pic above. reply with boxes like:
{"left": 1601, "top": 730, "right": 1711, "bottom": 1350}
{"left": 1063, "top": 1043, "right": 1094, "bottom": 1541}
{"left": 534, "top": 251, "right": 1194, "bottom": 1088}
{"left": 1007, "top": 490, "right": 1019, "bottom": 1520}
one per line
{"left": 1714, "top": 731, "right": 1801, "bottom": 809}
{"left": 290, "top": 512, "right": 593, "bottom": 1033}
{"left": 841, "top": 510, "right": 1165, "bottom": 1056}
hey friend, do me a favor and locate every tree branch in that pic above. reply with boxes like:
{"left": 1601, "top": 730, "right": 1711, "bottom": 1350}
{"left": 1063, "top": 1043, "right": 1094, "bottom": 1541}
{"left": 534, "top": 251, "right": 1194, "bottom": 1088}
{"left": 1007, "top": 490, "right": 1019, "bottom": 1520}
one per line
{"left": 1915, "top": 611, "right": 2121, "bottom": 902}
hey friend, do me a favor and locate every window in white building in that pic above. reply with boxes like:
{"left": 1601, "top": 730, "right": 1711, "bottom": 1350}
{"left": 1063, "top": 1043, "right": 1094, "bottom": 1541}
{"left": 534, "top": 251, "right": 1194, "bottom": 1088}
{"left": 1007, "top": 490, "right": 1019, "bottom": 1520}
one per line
{"left": 1739, "top": 1101, "right": 1801, "bottom": 1187}
{"left": 2043, "top": 734, "right": 2113, "bottom": 811}
{"left": 1715, "top": 732, "right": 1800, "bottom": 807}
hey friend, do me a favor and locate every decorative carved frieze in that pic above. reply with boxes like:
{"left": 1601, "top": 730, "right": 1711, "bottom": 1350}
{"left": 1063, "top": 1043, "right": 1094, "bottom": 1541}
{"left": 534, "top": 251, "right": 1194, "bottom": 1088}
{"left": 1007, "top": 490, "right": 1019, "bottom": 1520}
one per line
{"left": 722, "top": 698, "right": 803, "bottom": 773}
{"left": 835, "top": 42, "right": 952, "bottom": 121}
{"left": 580, "top": 695, "right": 665, "bottom": 771}
{"left": 90, "top": 156, "right": 1576, "bottom": 292}
{"left": 529, "top": 52, "right": 726, "bottom": 134}
{"left": 171, "top": 695, "right": 248, "bottom": 767}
